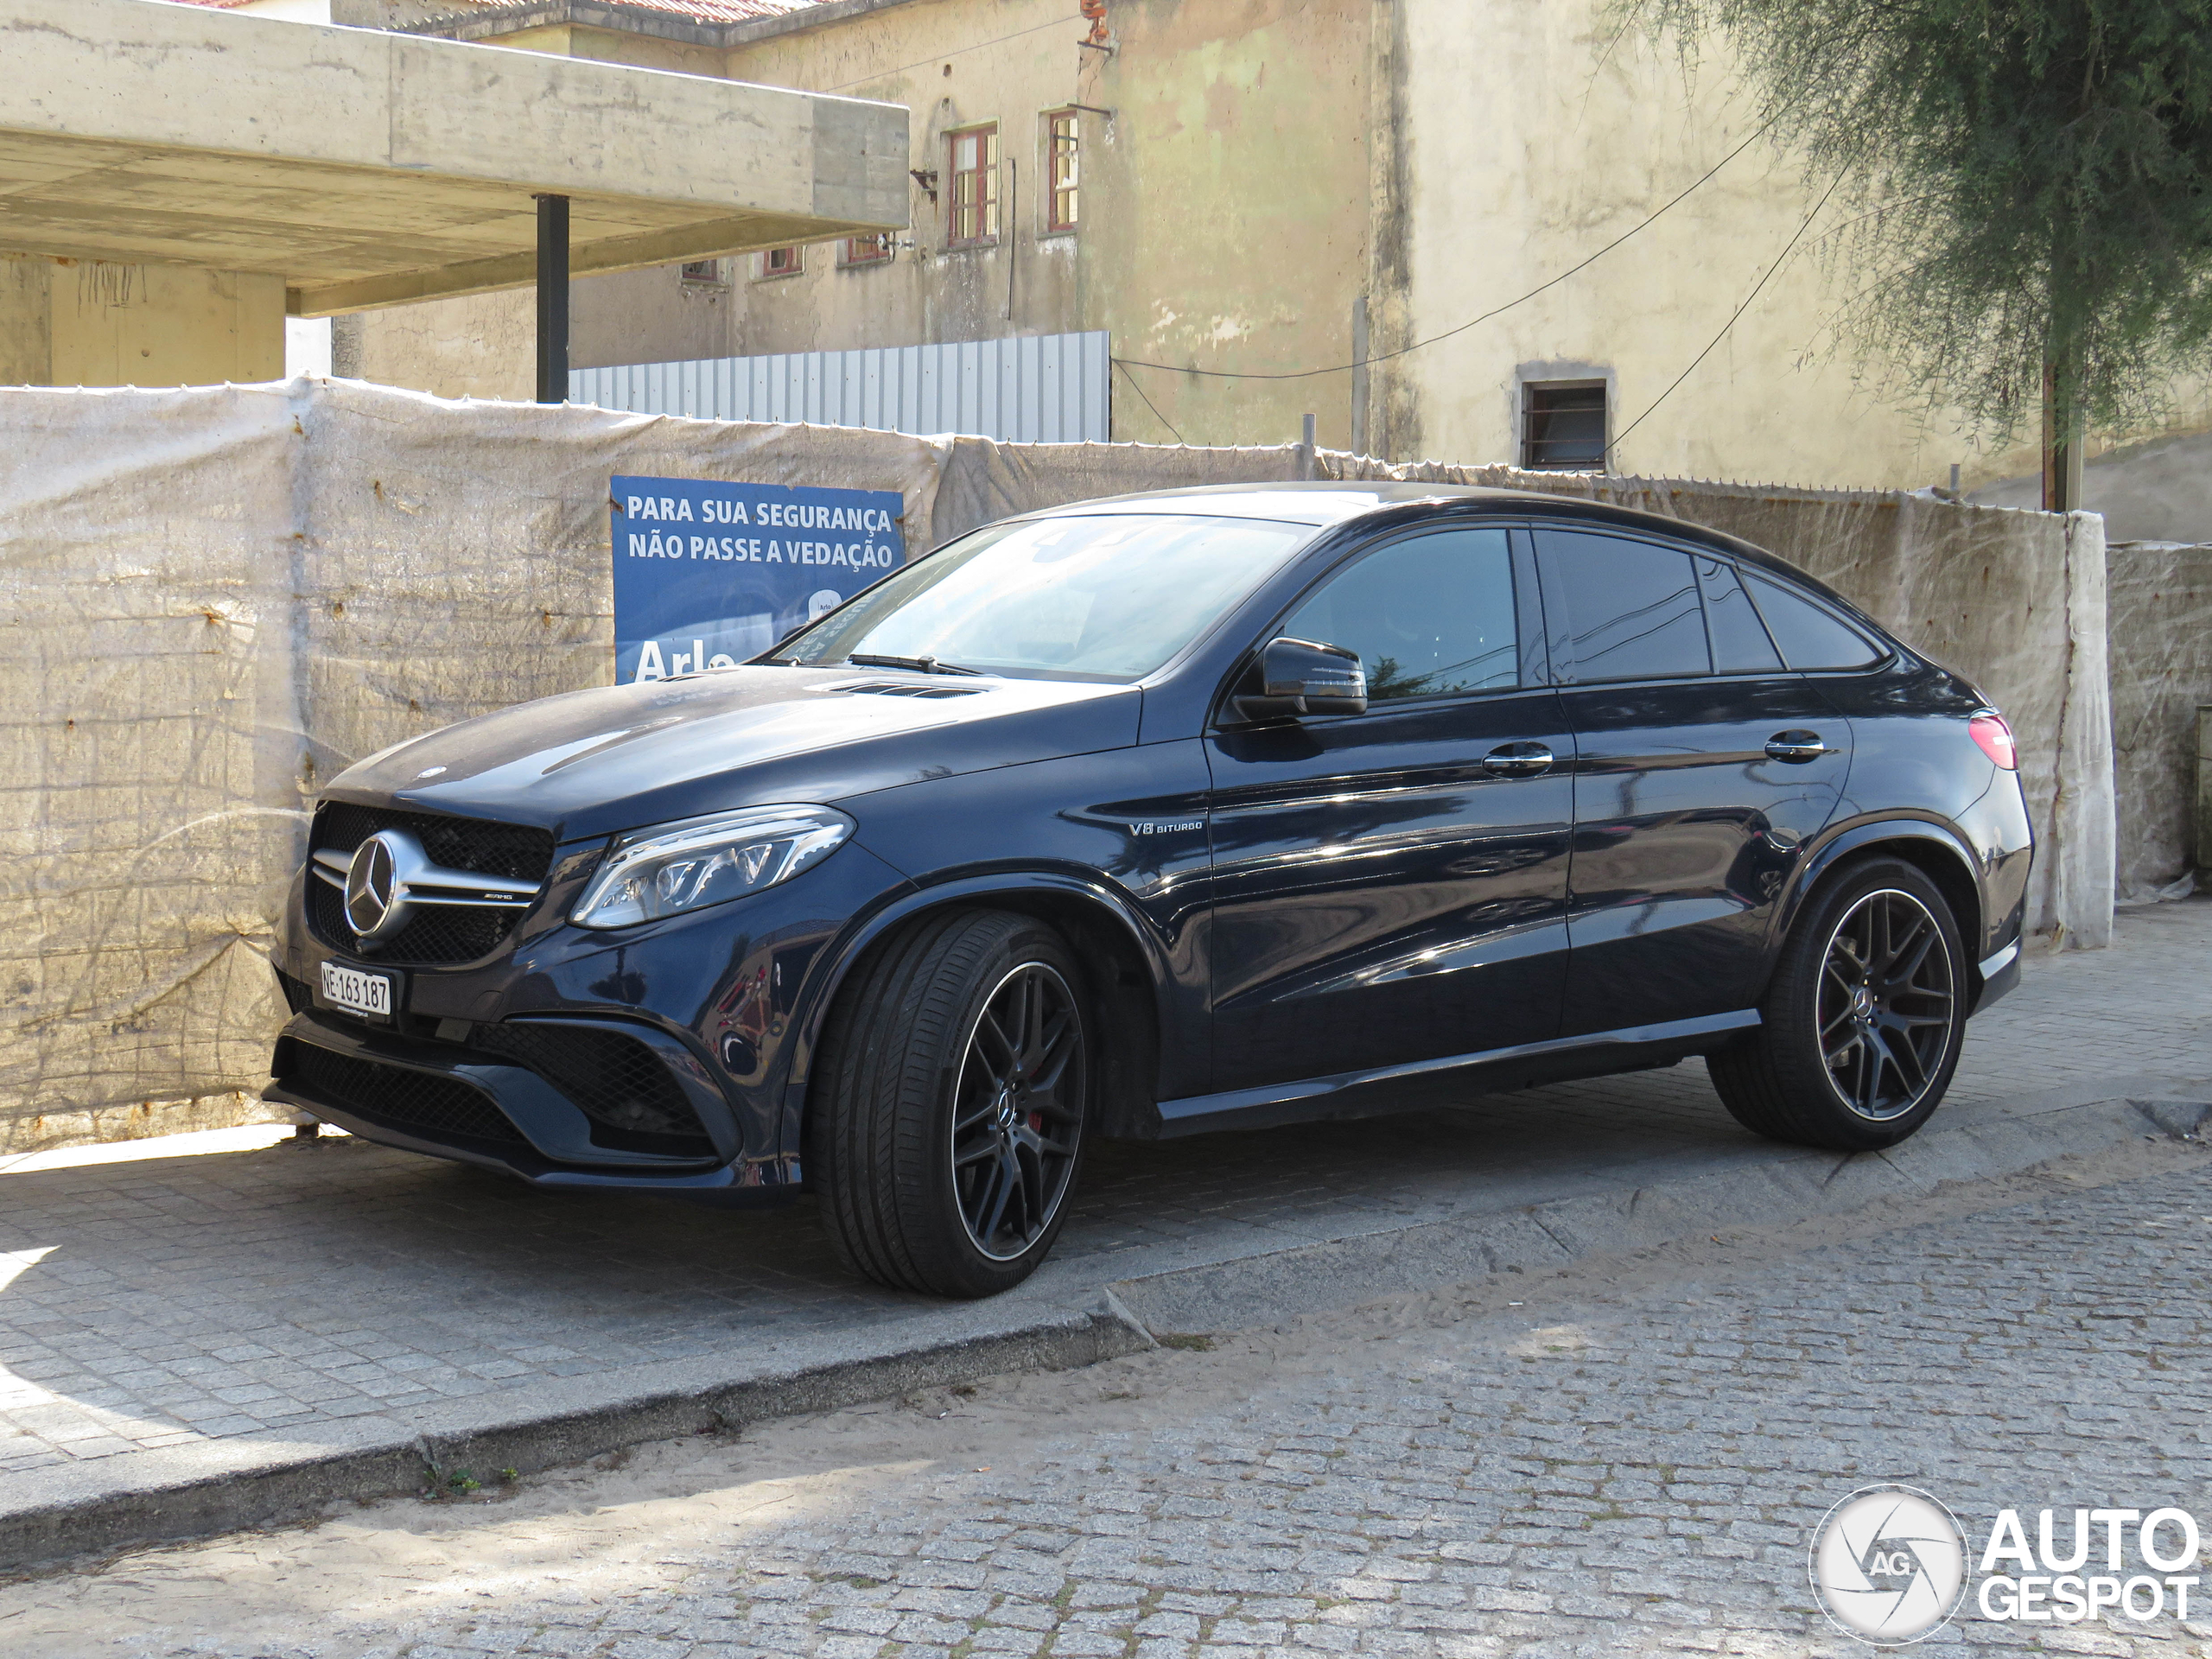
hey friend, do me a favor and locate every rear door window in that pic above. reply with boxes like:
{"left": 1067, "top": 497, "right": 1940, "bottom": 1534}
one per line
{"left": 1281, "top": 527, "right": 1519, "bottom": 701}
{"left": 1742, "top": 569, "right": 1885, "bottom": 670}
{"left": 1535, "top": 528, "right": 1710, "bottom": 682}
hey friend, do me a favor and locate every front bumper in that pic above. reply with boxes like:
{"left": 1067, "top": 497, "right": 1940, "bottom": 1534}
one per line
{"left": 271, "top": 826, "right": 918, "bottom": 1202}
{"left": 267, "top": 1009, "right": 801, "bottom": 1202}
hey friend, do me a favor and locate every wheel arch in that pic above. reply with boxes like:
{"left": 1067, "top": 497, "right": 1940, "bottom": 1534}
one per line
{"left": 785, "top": 871, "right": 1169, "bottom": 1145}
{"left": 1777, "top": 817, "right": 1986, "bottom": 982}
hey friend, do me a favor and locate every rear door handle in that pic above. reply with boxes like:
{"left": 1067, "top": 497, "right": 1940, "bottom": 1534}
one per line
{"left": 1764, "top": 730, "right": 1828, "bottom": 763}
{"left": 1482, "top": 742, "right": 1555, "bottom": 778}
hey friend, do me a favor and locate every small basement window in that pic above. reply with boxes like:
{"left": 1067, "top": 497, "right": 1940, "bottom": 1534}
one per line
{"left": 1522, "top": 380, "right": 1608, "bottom": 471}
{"left": 759, "top": 245, "right": 803, "bottom": 279}
{"left": 842, "top": 232, "right": 893, "bottom": 266}
{"left": 678, "top": 259, "right": 725, "bottom": 286}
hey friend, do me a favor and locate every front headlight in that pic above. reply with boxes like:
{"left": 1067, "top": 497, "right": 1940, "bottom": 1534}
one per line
{"left": 570, "top": 804, "right": 855, "bottom": 930}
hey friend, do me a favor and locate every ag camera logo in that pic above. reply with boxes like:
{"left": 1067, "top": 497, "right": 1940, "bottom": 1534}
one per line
{"left": 1810, "top": 1484, "right": 1968, "bottom": 1645}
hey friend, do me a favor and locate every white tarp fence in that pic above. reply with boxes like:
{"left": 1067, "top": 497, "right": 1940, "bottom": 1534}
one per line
{"left": 0, "top": 378, "right": 2113, "bottom": 1149}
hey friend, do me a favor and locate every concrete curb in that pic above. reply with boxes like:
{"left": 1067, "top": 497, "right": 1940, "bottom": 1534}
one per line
{"left": 0, "top": 1306, "right": 1150, "bottom": 1575}
{"left": 3, "top": 1092, "right": 2202, "bottom": 1575}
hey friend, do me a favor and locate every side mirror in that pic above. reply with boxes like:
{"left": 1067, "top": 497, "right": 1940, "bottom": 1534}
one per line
{"left": 1233, "top": 636, "right": 1368, "bottom": 722}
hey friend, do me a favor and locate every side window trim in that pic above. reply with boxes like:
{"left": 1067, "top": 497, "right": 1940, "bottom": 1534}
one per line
{"left": 1507, "top": 527, "right": 1554, "bottom": 686}
{"left": 1693, "top": 552, "right": 1789, "bottom": 678}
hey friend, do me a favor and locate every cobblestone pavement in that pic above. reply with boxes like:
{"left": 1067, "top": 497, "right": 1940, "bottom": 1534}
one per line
{"left": 1, "top": 901, "right": 2207, "bottom": 1478}
{"left": 6, "top": 1131, "right": 2210, "bottom": 1656}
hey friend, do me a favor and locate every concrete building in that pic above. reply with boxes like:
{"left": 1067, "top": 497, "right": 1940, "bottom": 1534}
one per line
{"left": 0, "top": 0, "right": 904, "bottom": 396}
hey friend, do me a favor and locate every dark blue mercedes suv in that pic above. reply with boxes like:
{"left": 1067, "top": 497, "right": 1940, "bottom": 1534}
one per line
{"left": 268, "top": 484, "right": 2031, "bottom": 1297}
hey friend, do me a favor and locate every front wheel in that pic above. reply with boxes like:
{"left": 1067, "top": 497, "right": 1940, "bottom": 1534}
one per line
{"left": 1710, "top": 857, "right": 1967, "bottom": 1151}
{"left": 807, "top": 908, "right": 1090, "bottom": 1299}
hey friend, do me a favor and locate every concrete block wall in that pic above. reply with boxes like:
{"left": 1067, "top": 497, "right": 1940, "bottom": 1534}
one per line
{"left": 2106, "top": 542, "right": 2212, "bottom": 899}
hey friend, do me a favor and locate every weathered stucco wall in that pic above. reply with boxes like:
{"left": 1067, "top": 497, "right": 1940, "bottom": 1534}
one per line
{"left": 295, "top": 0, "right": 2212, "bottom": 496}
{"left": 718, "top": 0, "right": 1376, "bottom": 450}
{"left": 363, "top": 0, "right": 1375, "bottom": 449}
{"left": 2106, "top": 542, "right": 2212, "bottom": 899}
{"left": 350, "top": 288, "right": 537, "bottom": 404}
{"left": 0, "top": 253, "right": 285, "bottom": 390}
{"left": 1389, "top": 0, "right": 1929, "bottom": 484}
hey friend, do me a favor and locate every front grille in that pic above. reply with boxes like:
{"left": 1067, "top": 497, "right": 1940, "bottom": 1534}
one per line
{"left": 284, "top": 1042, "right": 526, "bottom": 1147}
{"left": 308, "top": 803, "right": 555, "bottom": 966}
{"left": 474, "top": 1023, "right": 716, "bottom": 1158}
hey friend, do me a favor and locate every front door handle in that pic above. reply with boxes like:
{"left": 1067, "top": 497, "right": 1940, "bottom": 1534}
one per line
{"left": 1482, "top": 741, "right": 1555, "bottom": 778}
{"left": 1764, "top": 730, "right": 1828, "bottom": 764}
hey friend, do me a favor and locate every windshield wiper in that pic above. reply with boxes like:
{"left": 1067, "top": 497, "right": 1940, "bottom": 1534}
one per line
{"left": 847, "top": 652, "right": 984, "bottom": 677}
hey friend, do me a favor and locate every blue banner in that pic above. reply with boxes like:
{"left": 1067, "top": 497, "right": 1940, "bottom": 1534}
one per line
{"left": 611, "top": 474, "right": 907, "bottom": 683}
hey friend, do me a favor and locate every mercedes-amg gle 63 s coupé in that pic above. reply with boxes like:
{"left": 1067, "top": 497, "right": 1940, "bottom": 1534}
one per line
{"left": 267, "top": 485, "right": 2031, "bottom": 1298}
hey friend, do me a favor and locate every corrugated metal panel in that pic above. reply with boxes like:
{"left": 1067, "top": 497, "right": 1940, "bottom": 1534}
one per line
{"left": 570, "top": 330, "right": 1111, "bottom": 443}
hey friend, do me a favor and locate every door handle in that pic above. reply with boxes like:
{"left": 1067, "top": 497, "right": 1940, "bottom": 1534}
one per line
{"left": 1482, "top": 742, "right": 1555, "bottom": 778}
{"left": 1764, "top": 730, "right": 1829, "bottom": 763}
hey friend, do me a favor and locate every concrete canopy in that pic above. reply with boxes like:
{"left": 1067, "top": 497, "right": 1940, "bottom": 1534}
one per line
{"left": 0, "top": 0, "right": 907, "bottom": 317}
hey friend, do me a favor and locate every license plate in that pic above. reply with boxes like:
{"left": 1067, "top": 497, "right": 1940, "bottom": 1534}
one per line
{"left": 319, "top": 961, "right": 395, "bottom": 1021}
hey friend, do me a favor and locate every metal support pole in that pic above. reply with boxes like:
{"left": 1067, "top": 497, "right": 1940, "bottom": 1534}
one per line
{"left": 535, "top": 194, "right": 569, "bottom": 405}
{"left": 1300, "top": 411, "right": 1317, "bottom": 480}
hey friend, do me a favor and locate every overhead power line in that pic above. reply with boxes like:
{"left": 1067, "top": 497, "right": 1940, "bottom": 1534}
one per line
{"left": 1113, "top": 359, "right": 1187, "bottom": 443}
{"left": 1110, "top": 114, "right": 1783, "bottom": 385}
{"left": 1604, "top": 169, "right": 1845, "bottom": 461}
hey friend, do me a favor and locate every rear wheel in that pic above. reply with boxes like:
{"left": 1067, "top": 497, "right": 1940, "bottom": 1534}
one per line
{"left": 807, "top": 909, "right": 1090, "bottom": 1298}
{"left": 1710, "top": 857, "right": 1967, "bottom": 1151}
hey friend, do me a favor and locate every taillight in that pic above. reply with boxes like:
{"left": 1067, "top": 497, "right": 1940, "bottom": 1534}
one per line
{"left": 1969, "top": 711, "right": 2017, "bottom": 770}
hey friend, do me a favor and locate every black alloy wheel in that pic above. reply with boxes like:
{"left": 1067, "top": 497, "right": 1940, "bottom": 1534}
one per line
{"left": 1815, "top": 887, "right": 1955, "bottom": 1120}
{"left": 808, "top": 908, "right": 1092, "bottom": 1298}
{"left": 951, "top": 961, "right": 1086, "bottom": 1261}
{"left": 1710, "top": 856, "right": 1968, "bottom": 1152}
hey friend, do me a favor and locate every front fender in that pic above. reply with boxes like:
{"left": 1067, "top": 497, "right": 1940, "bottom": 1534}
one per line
{"left": 779, "top": 865, "right": 1185, "bottom": 1147}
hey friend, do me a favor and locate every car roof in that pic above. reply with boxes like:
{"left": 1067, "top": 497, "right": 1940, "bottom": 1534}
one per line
{"left": 1018, "top": 481, "right": 1553, "bottom": 527}
{"left": 1003, "top": 481, "right": 1881, "bottom": 629}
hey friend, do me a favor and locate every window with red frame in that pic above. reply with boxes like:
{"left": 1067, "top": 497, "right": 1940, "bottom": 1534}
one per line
{"left": 1045, "top": 110, "right": 1078, "bottom": 232}
{"left": 760, "top": 245, "right": 802, "bottom": 277}
{"left": 843, "top": 232, "right": 893, "bottom": 266}
{"left": 948, "top": 124, "right": 1000, "bottom": 246}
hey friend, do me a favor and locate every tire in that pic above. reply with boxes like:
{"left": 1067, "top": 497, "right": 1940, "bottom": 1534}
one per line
{"left": 806, "top": 908, "right": 1092, "bottom": 1299}
{"left": 1710, "top": 856, "right": 1968, "bottom": 1152}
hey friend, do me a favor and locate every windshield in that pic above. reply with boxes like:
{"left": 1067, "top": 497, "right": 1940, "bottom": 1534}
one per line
{"left": 769, "top": 512, "right": 1314, "bottom": 680}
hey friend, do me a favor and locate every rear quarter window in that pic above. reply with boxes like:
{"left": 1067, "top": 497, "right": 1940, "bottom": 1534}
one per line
{"left": 1742, "top": 569, "right": 1885, "bottom": 671}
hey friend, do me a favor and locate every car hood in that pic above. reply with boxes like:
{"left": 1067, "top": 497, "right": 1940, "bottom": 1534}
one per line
{"left": 324, "top": 665, "right": 1143, "bottom": 842}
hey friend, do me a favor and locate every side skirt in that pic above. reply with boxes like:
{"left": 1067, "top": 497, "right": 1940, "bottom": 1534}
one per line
{"left": 1150, "top": 1010, "right": 1761, "bottom": 1139}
